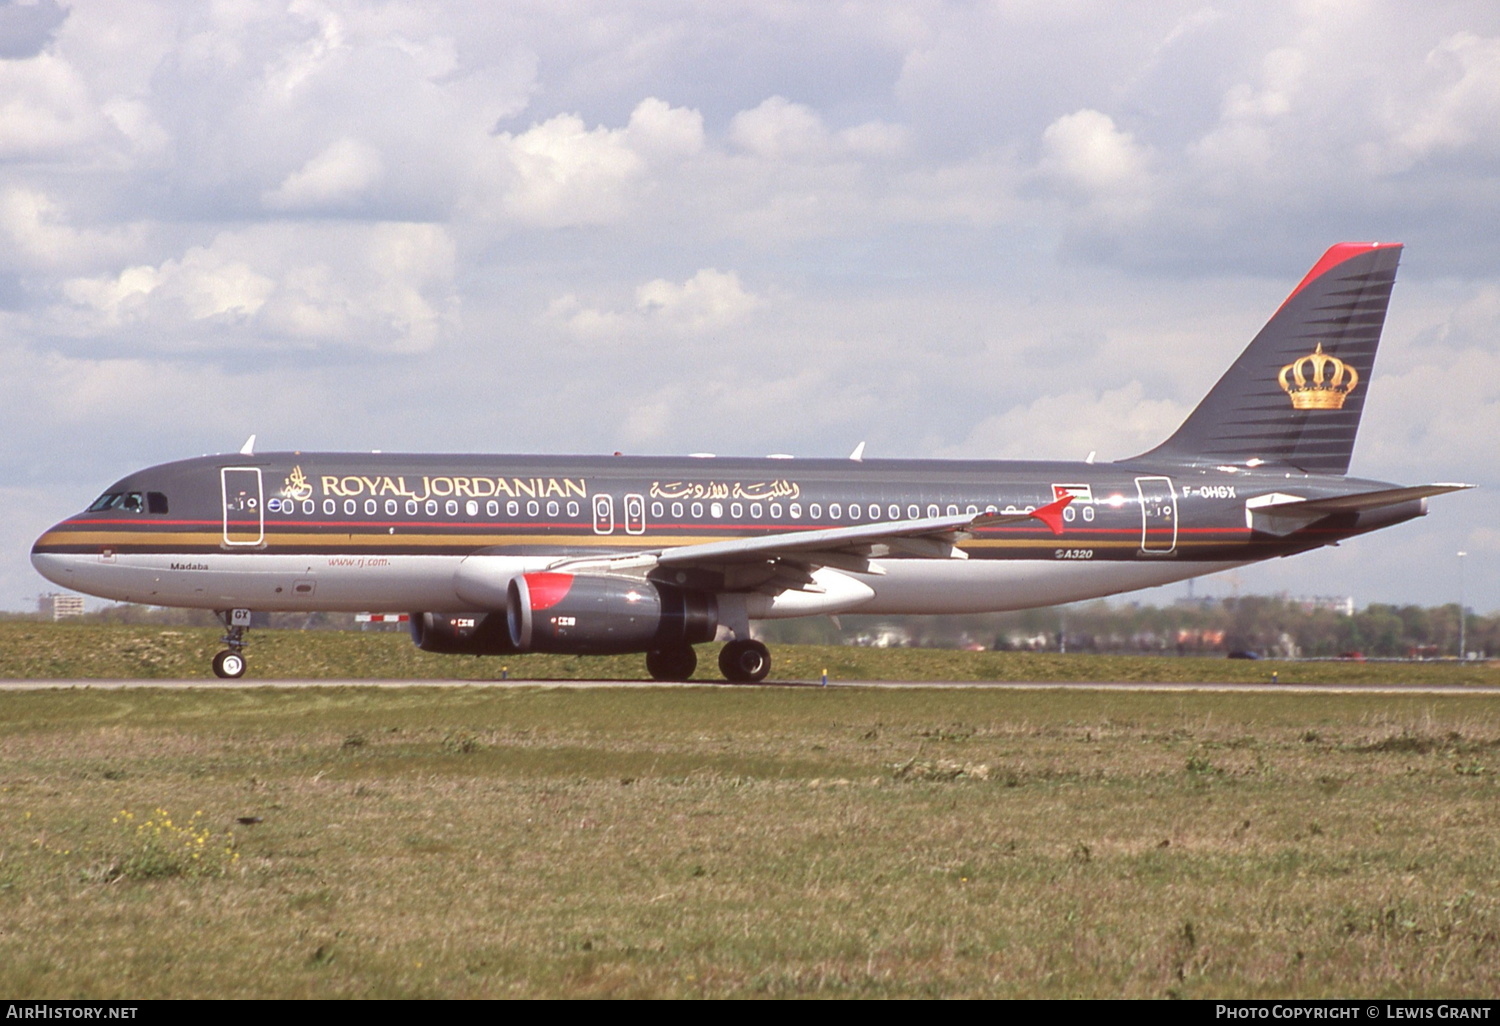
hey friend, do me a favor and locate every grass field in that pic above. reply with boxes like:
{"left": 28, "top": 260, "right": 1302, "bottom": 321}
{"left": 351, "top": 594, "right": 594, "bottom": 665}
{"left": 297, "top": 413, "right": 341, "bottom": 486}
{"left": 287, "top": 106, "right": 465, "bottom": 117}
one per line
{"left": 3, "top": 682, "right": 1499, "bottom": 998}
{"left": 2, "top": 622, "right": 1497, "bottom": 685}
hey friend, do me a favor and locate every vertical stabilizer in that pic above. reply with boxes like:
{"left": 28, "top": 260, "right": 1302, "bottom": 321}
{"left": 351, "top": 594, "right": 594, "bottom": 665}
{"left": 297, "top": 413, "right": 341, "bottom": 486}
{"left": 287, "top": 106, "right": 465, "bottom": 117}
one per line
{"left": 1133, "top": 242, "right": 1402, "bottom": 476}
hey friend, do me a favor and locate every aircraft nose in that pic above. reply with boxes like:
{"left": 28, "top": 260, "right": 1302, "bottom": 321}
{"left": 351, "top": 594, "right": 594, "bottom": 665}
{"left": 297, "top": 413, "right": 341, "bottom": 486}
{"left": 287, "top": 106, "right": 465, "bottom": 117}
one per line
{"left": 31, "top": 548, "right": 73, "bottom": 589}
{"left": 31, "top": 518, "right": 81, "bottom": 588}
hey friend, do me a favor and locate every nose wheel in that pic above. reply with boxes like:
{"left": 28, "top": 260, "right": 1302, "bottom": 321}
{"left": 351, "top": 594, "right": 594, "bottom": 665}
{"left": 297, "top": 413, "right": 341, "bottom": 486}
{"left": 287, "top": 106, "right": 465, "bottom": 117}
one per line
{"left": 718, "top": 639, "right": 771, "bottom": 683}
{"left": 212, "top": 649, "right": 246, "bottom": 678}
{"left": 213, "top": 609, "right": 252, "bottom": 679}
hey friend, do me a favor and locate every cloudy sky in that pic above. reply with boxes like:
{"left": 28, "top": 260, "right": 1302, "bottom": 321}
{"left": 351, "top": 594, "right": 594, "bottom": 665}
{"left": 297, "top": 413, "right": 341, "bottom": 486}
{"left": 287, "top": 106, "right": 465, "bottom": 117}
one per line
{"left": 2, "top": 0, "right": 1497, "bottom": 615}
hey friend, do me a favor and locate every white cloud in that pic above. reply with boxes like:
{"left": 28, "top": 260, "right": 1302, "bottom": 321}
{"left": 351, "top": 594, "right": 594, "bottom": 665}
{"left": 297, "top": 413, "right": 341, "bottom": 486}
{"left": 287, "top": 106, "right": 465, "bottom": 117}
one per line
{"left": 57, "top": 222, "right": 456, "bottom": 352}
{"left": 729, "top": 96, "right": 829, "bottom": 159}
{"left": 1039, "top": 109, "right": 1153, "bottom": 221}
{"left": 263, "top": 137, "right": 384, "bottom": 211}
{"left": 937, "top": 382, "right": 1188, "bottom": 462}
{"left": 547, "top": 268, "right": 760, "bottom": 338}
{"left": 0, "top": 52, "right": 106, "bottom": 159}
{"left": 0, "top": 187, "right": 146, "bottom": 272}
{"left": 1393, "top": 31, "right": 1500, "bottom": 162}
{"left": 470, "top": 97, "right": 702, "bottom": 228}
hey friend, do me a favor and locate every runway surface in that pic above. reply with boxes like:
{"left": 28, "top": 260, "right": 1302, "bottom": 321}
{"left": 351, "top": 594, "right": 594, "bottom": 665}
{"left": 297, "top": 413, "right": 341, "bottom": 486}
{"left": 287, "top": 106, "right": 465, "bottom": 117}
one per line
{"left": 3, "top": 678, "right": 1500, "bottom": 695}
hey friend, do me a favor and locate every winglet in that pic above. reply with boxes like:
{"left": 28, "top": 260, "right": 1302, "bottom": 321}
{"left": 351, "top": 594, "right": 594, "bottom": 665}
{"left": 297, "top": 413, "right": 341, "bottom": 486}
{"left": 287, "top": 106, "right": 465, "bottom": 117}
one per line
{"left": 849, "top": 441, "right": 866, "bottom": 462}
{"left": 1030, "top": 494, "right": 1073, "bottom": 536}
{"left": 239, "top": 434, "right": 257, "bottom": 456}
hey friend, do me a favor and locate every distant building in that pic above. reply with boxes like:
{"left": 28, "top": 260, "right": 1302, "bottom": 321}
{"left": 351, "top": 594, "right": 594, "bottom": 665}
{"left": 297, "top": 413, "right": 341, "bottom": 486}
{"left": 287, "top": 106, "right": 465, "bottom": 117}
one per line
{"left": 1290, "top": 595, "right": 1355, "bottom": 616}
{"left": 40, "top": 593, "right": 85, "bottom": 620}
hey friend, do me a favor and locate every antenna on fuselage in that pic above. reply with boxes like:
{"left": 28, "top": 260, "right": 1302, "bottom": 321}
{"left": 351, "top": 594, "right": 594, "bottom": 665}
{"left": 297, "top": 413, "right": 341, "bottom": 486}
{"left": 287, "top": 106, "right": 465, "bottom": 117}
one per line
{"left": 849, "top": 441, "right": 866, "bottom": 461}
{"left": 239, "top": 434, "right": 256, "bottom": 456}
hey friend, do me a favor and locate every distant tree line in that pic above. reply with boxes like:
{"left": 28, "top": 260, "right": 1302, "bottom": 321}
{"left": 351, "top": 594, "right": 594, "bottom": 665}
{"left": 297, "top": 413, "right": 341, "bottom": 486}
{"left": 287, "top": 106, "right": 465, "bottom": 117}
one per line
{"left": 762, "top": 596, "right": 1495, "bottom": 659}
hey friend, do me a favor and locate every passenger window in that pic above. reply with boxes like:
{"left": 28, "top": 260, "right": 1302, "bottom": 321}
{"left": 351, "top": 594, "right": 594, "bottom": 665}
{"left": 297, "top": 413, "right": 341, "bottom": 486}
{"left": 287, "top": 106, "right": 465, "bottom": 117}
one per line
{"left": 672, "top": 502, "right": 684, "bottom": 518}
{"left": 829, "top": 503, "right": 841, "bottom": 518}
{"left": 966, "top": 504, "right": 978, "bottom": 515}
{"left": 568, "top": 500, "right": 579, "bottom": 517}
{"left": 365, "top": 499, "right": 377, "bottom": 515}
{"left": 848, "top": 505, "right": 859, "bottom": 520}
{"left": 869, "top": 504, "right": 881, "bottom": 519}
{"left": 507, "top": 501, "right": 519, "bottom": 516}
{"left": 486, "top": 500, "right": 498, "bottom": 517}
{"left": 711, "top": 502, "right": 723, "bottom": 518}
{"left": 888, "top": 504, "right": 900, "bottom": 520}
{"left": 406, "top": 500, "right": 418, "bottom": 516}
{"left": 426, "top": 499, "right": 439, "bottom": 516}
{"left": 303, "top": 500, "right": 315, "bottom": 515}
{"left": 750, "top": 503, "right": 763, "bottom": 518}
{"left": 809, "top": 503, "right": 821, "bottom": 518}
{"left": 691, "top": 502, "right": 703, "bottom": 518}
{"left": 445, "top": 500, "right": 459, "bottom": 516}
{"left": 651, "top": 502, "right": 664, "bottom": 517}
{"left": 527, "top": 500, "right": 539, "bottom": 516}
{"left": 926, "top": 504, "right": 939, "bottom": 518}
{"left": 546, "top": 500, "right": 559, "bottom": 516}
{"left": 466, "top": 500, "right": 479, "bottom": 516}
{"left": 324, "top": 499, "right": 336, "bottom": 515}
{"left": 947, "top": 504, "right": 958, "bottom": 516}
{"left": 730, "top": 502, "right": 742, "bottom": 519}
{"left": 770, "top": 503, "right": 782, "bottom": 518}
{"left": 344, "top": 499, "right": 357, "bottom": 515}
{"left": 386, "top": 499, "right": 398, "bottom": 516}
{"left": 790, "top": 503, "right": 802, "bottom": 518}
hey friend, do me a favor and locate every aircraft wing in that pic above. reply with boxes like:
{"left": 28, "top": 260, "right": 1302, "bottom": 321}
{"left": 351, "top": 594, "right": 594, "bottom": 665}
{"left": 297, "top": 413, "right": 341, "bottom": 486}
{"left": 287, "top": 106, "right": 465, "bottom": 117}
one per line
{"left": 549, "top": 495, "right": 1073, "bottom": 578}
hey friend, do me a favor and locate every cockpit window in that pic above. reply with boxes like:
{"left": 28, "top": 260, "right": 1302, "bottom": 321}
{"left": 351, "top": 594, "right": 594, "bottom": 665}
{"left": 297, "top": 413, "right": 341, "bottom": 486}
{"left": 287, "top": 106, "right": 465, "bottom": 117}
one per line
{"left": 86, "top": 491, "right": 166, "bottom": 514}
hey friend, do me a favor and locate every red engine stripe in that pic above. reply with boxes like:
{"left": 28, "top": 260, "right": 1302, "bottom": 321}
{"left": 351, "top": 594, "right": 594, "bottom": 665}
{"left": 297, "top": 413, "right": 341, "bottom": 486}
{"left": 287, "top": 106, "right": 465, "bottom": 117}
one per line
{"left": 523, "top": 572, "right": 575, "bottom": 610}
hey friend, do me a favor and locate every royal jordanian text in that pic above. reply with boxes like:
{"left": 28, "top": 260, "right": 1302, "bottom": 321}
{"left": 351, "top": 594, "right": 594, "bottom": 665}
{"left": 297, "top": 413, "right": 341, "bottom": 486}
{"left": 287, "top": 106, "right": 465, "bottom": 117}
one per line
{"left": 316, "top": 475, "right": 587, "bottom": 502}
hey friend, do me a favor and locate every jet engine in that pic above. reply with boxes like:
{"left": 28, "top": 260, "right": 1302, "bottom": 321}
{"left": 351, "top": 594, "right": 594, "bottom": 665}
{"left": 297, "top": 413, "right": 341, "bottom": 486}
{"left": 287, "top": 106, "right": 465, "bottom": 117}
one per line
{"left": 506, "top": 572, "right": 718, "bottom": 655}
{"left": 409, "top": 611, "right": 519, "bottom": 655}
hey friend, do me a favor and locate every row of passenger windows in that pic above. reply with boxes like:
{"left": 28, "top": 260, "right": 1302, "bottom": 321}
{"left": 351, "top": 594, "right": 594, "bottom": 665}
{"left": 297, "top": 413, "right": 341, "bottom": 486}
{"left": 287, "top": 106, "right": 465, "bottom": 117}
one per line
{"left": 267, "top": 497, "right": 584, "bottom": 518}
{"left": 261, "top": 495, "right": 1096, "bottom": 523}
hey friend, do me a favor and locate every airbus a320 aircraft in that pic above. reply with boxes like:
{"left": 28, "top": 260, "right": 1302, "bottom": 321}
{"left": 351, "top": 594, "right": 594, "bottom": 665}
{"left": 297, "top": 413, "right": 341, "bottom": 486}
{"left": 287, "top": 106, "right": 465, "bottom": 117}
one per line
{"left": 32, "top": 243, "right": 1468, "bottom": 681}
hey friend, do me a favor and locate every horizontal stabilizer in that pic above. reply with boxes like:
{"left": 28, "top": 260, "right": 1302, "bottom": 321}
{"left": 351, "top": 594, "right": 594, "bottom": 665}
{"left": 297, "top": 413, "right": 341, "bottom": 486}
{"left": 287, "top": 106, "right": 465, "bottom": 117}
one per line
{"left": 1246, "top": 483, "right": 1471, "bottom": 535}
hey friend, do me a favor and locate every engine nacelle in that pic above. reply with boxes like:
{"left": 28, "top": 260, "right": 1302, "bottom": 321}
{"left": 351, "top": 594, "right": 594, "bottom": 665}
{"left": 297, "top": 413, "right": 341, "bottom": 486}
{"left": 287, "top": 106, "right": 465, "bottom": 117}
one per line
{"left": 410, "top": 611, "right": 519, "bottom": 655}
{"left": 506, "top": 573, "right": 718, "bottom": 655}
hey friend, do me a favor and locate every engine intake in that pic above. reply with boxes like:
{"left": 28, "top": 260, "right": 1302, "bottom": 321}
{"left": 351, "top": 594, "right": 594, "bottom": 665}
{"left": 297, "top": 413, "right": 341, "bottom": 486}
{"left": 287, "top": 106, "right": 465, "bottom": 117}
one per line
{"left": 507, "top": 573, "right": 718, "bottom": 655}
{"left": 410, "top": 611, "right": 518, "bottom": 655}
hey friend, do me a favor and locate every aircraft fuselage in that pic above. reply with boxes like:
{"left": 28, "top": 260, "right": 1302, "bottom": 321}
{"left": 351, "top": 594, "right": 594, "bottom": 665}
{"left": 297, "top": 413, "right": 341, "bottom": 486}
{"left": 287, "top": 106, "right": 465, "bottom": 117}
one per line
{"left": 31, "top": 451, "right": 1422, "bottom": 617}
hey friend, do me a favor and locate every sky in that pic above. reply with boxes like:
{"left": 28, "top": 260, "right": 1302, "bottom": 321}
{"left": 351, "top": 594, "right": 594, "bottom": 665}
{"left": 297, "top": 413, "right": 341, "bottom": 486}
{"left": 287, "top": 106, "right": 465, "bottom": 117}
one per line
{"left": 1, "top": 0, "right": 1497, "bottom": 614}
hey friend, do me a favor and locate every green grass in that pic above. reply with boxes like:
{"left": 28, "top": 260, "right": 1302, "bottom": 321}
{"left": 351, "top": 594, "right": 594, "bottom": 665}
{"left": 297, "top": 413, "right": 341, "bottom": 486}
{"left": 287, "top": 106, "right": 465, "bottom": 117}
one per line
{"left": 2, "top": 685, "right": 1499, "bottom": 997}
{"left": 1, "top": 622, "right": 1496, "bottom": 685}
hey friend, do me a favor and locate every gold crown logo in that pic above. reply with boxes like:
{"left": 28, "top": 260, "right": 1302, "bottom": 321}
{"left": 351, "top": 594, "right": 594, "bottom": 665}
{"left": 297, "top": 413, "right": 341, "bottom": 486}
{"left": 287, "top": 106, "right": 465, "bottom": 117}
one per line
{"left": 1278, "top": 342, "right": 1358, "bottom": 410}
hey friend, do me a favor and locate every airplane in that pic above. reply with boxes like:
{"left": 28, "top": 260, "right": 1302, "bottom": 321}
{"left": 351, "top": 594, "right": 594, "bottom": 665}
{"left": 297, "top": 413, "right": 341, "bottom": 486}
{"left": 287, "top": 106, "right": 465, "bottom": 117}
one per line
{"left": 31, "top": 242, "right": 1470, "bottom": 682}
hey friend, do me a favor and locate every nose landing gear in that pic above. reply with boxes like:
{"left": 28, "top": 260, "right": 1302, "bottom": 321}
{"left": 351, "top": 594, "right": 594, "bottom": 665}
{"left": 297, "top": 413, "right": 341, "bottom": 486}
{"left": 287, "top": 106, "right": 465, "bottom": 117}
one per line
{"left": 212, "top": 608, "right": 252, "bottom": 679}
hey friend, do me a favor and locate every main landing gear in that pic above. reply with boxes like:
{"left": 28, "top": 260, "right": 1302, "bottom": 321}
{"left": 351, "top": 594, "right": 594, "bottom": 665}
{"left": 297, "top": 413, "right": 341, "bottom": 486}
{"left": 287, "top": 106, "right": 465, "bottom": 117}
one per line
{"left": 642, "top": 639, "right": 773, "bottom": 683}
{"left": 212, "top": 609, "right": 251, "bottom": 679}
{"left": 718, "top": 639, "right": 771, "bottom": 683}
